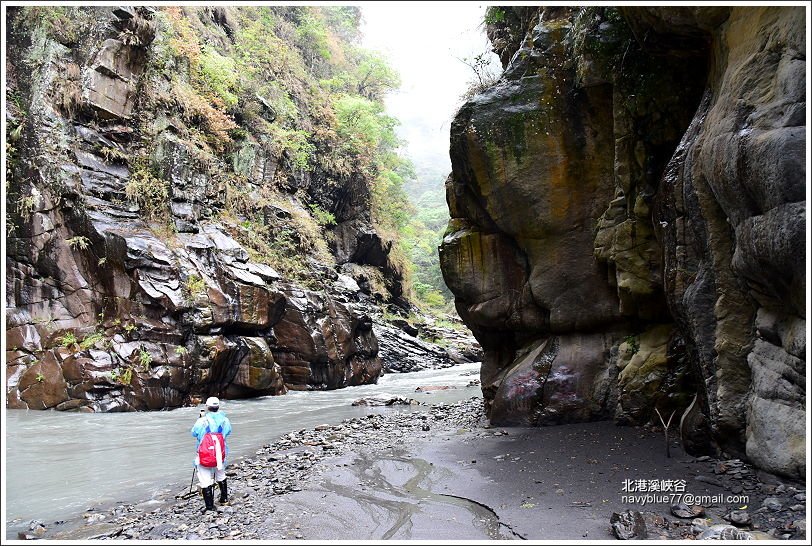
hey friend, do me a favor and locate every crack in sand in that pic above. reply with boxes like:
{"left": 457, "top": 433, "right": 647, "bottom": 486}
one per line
{"left": 434, "top": 493, "right": 527, "bottom": 540}
{"left": 316, "top": 452, "right": 512, "bottom": 540}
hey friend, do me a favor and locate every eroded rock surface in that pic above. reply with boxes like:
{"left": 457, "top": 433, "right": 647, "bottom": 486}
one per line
{"left": 440, "top": 6, "right": 805, "bottom": 478}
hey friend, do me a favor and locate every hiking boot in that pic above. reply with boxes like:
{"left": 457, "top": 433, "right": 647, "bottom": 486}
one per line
{"left": 202, "top": 485, "right": 215, "bottom": 512}
{"left": 217, "top": 479, "right": 228, "bottom": 504}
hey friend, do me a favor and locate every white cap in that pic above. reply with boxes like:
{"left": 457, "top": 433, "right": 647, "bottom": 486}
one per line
{"left": 205, "top": 396, "right": 220, "bottom": 409}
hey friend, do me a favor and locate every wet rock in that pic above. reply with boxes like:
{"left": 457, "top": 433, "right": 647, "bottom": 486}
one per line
{"left": 390, "top": 319, "right": 418, "bottom": 337}
{"left": 415, "top": 385, "right": 456, "bottom": 393}
{"left": 691, "top": 518, "right": 712, "bottom": 534}
{"left": 351, "top": 396, "right": 420, "bottom": 407}
{"left": 610, "top": 510, "right": 647, "bottom": 540}
{"left": 698, "top": 525, "right": 756, "bottom": 540}
{"left": 726, "top": 510, "right": 752, "bottom": 527}
{"left": 762, "top": 497, "right": 783, "bottom": 511}
{"left": 694, "top": 475, "right": 724, "bottom": 488}
{"left": 373, "top": 322, "right": 452, "bottom": 373}
{"left": 671, "top": 502, "right": 705, "bottom": 519}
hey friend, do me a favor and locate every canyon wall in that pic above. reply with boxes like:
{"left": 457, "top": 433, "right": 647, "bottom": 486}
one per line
{"left": 440, "top": 6, "right": 805, "bottom": 478}
{"left": 5, "top": 7, "right": 406, "bottom": 411}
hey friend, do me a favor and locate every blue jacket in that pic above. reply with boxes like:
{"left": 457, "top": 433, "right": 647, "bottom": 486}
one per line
{"left": 192, "top": 411, "right": 232, "bottom": 463}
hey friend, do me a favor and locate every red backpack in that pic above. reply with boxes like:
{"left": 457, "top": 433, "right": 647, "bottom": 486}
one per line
{"left": 197, "top": 417, "right": 226, "bottom": 468}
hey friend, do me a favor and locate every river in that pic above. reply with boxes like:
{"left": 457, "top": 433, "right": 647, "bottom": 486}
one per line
{"left": 4, "top": 363, "right": 481, "bottom": 526}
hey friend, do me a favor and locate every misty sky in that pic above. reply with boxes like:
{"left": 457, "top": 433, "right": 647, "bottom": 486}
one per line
{"left": 360, "top": 2, "right": 500, "bottom": 179}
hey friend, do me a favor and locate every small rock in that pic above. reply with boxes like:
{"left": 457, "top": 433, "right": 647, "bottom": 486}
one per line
{"left": 691, "top": 518, "right": 712, "bottom": 534}
{"left": 762, "top": 497, "right": 783, "bottom": 511}
{"left": 610, "top": 511, "right": 647, "bottom": 540}
{"left": 714, "top": 462, "right": 729, "bottom": 474}
{"left": 415, "top": 385, "right": 455, "bottom": 392}
{"left": 793, "top": 492, "right": 805, "bottom": 502}
{"left": 671, "top": 502, "right": 705, "bottom": 519}
{"left": 789, "top": 504, "right": 804, "bottom": 512}
{"left": 694, "top": 475, "right": 724, "bottom": 487}
{"left": 699, "top": 525, "right": 755, "bottom": 540}
{"left": 726, "top": 510, "right": 752, "bottom": 527}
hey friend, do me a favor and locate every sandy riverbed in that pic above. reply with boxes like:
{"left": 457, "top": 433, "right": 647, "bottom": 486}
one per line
{"left": 13, "top": 398, "right": 806, "bottom": 541}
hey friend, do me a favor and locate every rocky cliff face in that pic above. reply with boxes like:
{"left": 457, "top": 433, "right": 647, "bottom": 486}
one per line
{"left": 440, "top": 6, "right": 805, "bottom": 478}
{"left": 4, "top": 7, "right": 410, "bottom": 411}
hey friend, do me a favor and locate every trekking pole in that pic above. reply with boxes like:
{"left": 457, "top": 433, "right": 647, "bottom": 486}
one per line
{"left": 188, "top": 408, "right": 205, "bottom": 493}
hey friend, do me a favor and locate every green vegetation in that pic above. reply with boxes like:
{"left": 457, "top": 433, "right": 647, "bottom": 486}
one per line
{"left": 309, "top": 204, "right": 336, "bottom": 227}
{"left": 125, "top": 158, "right": 169, "bottom": 221}
{"left": 17, "top": 195, "right": 36, "bottom": 218}
{"left": 484, "top": 7, "right": 506, "bottom": 24}
{"left": 79, "top": 332, "right": 105, "bottom": 351}
{"left": 98, "top": 145, "right": 128, "bottom": 164}
{"left": 14, "top": 6, "right": 94, "bottom": 45}
{"left": 625, "top": 335, "right": 640, "bottom": 356}
{"left": 111, "top": 366, "right": 134, "bottom": 386}
{"left": 59, "top": 332, "right": 78, "bottom": 347}
{"left": 137, "top": 347, "right": 153, "bottom": 370}
{"left": 36, "top": 373, "right": 45, "bottom": 383}
{"left": 183, "top": 274, "right": 207, "bottom": 301}
{"left": 139, "top": 6, "right": 415, "bottom": 294}
{"left": 399, "top": 166, "right": 455, "bottom": 312}
{"left": 66, "top": 236, "right": 90, "bottom": 250}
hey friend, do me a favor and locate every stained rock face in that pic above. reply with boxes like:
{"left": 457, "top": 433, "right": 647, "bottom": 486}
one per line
{"left": 441, "top": 6, "right": 805, "bottom": 478}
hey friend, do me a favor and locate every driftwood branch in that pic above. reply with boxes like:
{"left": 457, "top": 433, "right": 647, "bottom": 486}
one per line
{"left": 655, "top": 407, "right": 677, "bottom": 458}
